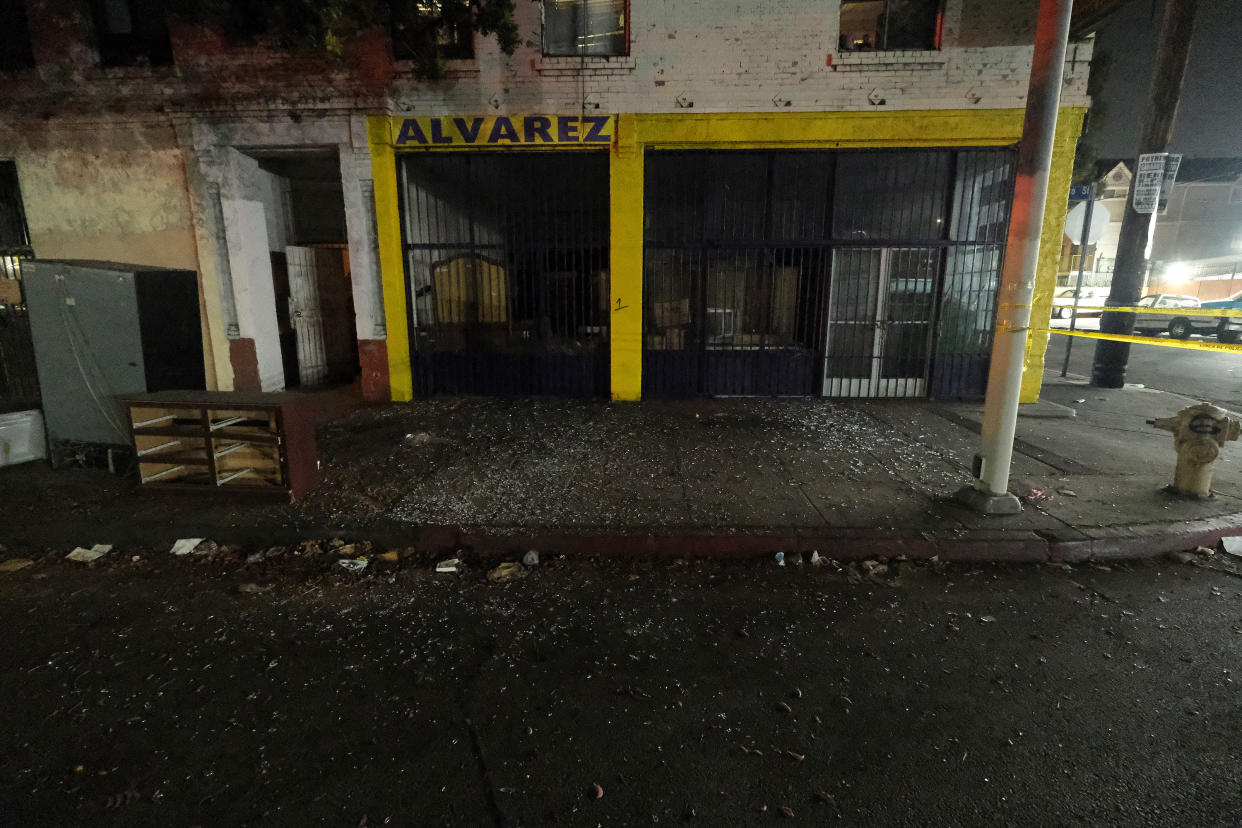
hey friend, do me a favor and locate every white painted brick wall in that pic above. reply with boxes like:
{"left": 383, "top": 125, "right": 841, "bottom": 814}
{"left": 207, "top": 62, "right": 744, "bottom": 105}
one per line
{"left": 389, "top": 1, "right": 1092, "bottom": 116}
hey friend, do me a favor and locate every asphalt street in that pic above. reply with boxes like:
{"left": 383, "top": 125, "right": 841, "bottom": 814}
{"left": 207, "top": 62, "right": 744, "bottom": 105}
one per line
{"left": 1, "top": 556, "right": 1241, "bottom": 826}
{"left": 1047, "top": 318, "right": 1242, "bottom": 409}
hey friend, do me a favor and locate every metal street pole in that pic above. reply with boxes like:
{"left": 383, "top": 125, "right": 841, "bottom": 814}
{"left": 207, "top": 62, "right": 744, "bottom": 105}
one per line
{"left": 1061, "top": 184, "right": 1095, "bottom": 377}
{"left": 957, "top": 0, "right": 1072, "bottom": 515}
{"left": 1091, "top": 0, "right": 1199, "bottom": 387}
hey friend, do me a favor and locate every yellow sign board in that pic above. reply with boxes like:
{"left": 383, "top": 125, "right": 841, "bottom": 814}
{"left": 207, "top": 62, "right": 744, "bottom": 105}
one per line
{"left": 391, "top": 115, "right": 615, "bottom": 148}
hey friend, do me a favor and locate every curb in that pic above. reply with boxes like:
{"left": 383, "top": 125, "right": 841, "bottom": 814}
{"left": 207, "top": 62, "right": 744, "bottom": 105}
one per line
{"left": 406, "top": 516, "right": 1242, "bottom": 562}
{"left": 1047, "top": 511, "right": 1242, "bottom": 562}
{"left": 9, "top": 515, "right": 1242, "bottom": 564}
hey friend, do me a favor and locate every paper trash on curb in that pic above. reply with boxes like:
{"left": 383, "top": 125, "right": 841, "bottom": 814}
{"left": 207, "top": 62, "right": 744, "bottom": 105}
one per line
{"left": 170, "top": 538, "right": 205, "bottom": 556}
{"left": 1221, "top": 536, "right": 1242, "bottom": 559}
{"left": 436, "top": 558, "right": 461, "bottom": 574}
{"left": 66, "top": 544, "right": 112, "bottom": 563}
{"left": 488, "top": 562, "right": 525, "bottom": 583}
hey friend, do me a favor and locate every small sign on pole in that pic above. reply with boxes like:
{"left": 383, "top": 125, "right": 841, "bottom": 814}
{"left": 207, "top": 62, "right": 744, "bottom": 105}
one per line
{"left": 1133, "top": 152, "right": 1167, "bottom": 214}
{"left": 1158, "top": 153, "right": 1182, "bottom": 214}
{"left": 1068, "top": 185, "right": 1092, "bottom": 202}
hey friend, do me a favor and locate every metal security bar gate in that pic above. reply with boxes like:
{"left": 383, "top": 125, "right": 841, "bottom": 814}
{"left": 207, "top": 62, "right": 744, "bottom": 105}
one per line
{"left": 0, "top": 252, "right": 38, "bottom": 411}
{"left": 0, "top": 160, "right": 38, "bottom": 411}
{"left": 400, "top": 152, "right": 610, "bottom": 395}
{"left": 643, "top": 152, "right": 833, "bottom": 396}
{"left": 642, "top": 148, "right": 1014, "bottom": 399}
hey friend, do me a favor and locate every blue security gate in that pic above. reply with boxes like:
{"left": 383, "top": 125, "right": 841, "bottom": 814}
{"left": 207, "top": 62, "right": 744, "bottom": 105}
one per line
{"left": 400, "top": 152, "right": 610, "bottom": 396}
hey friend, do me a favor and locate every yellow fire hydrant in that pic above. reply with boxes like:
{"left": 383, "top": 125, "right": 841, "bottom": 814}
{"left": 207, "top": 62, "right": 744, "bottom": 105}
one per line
{"left": 1149, "top": 403, "right": 1241, "bottom": 498}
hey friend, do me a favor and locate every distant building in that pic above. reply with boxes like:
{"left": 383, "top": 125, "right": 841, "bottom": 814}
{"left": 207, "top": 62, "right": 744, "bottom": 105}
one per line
{"left": 1061, "top": 159, "right": 1242, "bottom": 300}
{"left": 1, "top": 0, "right": 1097, "bottom": 407}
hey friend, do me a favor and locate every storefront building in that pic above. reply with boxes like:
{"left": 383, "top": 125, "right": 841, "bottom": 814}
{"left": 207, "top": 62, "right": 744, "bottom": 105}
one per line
{"left": 368, "top": 0, "right": 1092, "bottom": 403}
{"left": 0, "top": 0, "right": 1094, "bottom": 407}
{"left": 371, "top": 109, "right": 1085, "bottom": 402}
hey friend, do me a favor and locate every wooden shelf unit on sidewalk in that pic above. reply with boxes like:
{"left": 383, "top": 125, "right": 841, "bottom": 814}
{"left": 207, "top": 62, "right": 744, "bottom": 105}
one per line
{"left": 122, "top": 391, "right": 320, "bottom": 501}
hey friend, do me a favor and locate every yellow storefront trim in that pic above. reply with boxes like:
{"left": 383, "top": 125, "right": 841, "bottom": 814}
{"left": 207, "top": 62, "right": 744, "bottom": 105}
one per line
{"left": 631, "top": 109, "right": 1028, "bottom": 149}
{"left": 610, "top": 114, "right": 644, "bottom": 400}
{"left": 367, "top": 115, "right": 413, "bottom": 401}
{"left": 1021, "top": 105, "right": 1088, "bottom": 403}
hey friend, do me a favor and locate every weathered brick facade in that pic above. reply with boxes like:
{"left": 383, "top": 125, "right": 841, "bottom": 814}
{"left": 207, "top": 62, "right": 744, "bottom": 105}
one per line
{"left": 0, "top": 0, "right": 1093, "bottom": 400}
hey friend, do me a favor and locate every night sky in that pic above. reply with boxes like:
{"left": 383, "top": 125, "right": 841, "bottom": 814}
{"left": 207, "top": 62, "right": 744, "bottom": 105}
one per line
{"left": 1086, "top": 0, "right": 1242, "bottom": 158}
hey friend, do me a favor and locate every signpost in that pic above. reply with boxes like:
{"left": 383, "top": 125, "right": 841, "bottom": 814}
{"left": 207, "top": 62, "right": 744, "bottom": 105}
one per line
{"left": 1090, "top": 0, "right": 1199, "bottom": 389}
{"left": 1078, "top": 152, "right": 1181, "bottom": 377}
{"left": 1062, "top": 185, "right": 1100, "bottom": 377}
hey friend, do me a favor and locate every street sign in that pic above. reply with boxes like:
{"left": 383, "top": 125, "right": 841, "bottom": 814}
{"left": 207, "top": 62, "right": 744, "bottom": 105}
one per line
{"left": 1068, "top": 185, "right": 1092, "bottom": 202}
{"left": 1133, "top": 152, "right": 1167, "bottom": 214}
{"left": 1063, "top": 199, "right": 1111, "bottom": 245}
{"left": 1158, "top": 153, "right": 1182, "bottom": 214}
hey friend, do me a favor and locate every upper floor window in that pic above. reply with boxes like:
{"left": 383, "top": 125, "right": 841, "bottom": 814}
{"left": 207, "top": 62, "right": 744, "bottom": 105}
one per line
{"left": 543, "top": 0, "right": 628, "bottom": 57}
{"left": 91, "top": 0, "right": 173, "bottom": 67}
{"left": 839, "top": 0, "right": 943, "bottom": 52}
{"left": 392, "top": 0, "right": 474, "bottom": 63}
{"left": 0, "top": 1, "right": 35, "bottom": 71}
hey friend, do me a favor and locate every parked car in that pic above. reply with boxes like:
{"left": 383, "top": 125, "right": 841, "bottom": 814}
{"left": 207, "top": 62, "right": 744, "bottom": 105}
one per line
{"left": 1133, "top": 294, "right": 1203, "bottom": 338}
{"left": 1051, "top": 286, "right": 1109, "bottom": 318}
{"left": 1198, "top": 290, "right": 1242, "bottom": 343}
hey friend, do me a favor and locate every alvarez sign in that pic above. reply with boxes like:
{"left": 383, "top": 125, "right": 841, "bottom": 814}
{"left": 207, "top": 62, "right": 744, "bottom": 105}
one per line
{"left": 392, "top": 115, "right": 615, "bottom": 148}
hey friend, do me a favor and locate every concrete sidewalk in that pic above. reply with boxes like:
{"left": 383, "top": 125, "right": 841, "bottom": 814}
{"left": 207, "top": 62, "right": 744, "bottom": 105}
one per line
{"left": 4, "top": 372, "right": 1242, "bottom": 561}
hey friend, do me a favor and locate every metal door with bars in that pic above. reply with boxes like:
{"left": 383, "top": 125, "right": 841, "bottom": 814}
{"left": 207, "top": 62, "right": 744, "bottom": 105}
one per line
{"left": 400, "top": 152, "right": 610, "bottom": 396}
{"left": 825, "top": 247, "right": 938, "bottom": 397}
{"left": 0, "top": 160, "right": 38, "bottom": 412}
{"left": 643, "top": 148, "right": 1015, "bottom": 400}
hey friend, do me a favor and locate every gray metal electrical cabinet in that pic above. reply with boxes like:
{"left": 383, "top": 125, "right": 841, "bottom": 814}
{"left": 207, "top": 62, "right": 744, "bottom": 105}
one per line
{"left": 23, "top": 260, "right": 206, "bottom": 466}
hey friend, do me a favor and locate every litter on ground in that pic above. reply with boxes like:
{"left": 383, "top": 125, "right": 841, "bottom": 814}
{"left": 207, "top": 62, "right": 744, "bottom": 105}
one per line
{"left": 66, "top": 545, "right": 112, "bottom": 563}
{"left": 169, "top": 538, "right": 205, "bottom": 556}
{"left": 488, "top": 562, "right": 526, "bottom": 583}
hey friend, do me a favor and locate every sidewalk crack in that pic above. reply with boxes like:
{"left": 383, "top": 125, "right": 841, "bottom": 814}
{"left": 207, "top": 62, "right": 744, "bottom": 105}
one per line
{"left": 773, "top": 452, "right": 830, "bottom": 526}
{"left": 462, "top": 713, "right": 506, "bottom": 828}
{"left": 456, "top": 637, "right": 507, "bottom": 828}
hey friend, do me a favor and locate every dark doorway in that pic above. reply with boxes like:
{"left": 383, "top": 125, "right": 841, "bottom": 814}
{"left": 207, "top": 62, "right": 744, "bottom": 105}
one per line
{"left": 252, "top": 151, "right": 360, "bottom": 389}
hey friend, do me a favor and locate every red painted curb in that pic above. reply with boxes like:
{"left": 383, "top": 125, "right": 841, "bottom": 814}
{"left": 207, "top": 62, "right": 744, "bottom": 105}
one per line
{"left": 400, "top": 516, "right": 1242, "bottom": 563}
{"left": 403, "top": 526, "right": 1052, "bottom": 562}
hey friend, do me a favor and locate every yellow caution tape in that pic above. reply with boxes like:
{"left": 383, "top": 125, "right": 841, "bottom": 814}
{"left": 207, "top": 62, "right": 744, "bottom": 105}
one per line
{"left": 1062, "top": 304, "right": 1242, "bottom": 318}
{"left": 1042, "top": 327, "right": 1242, "bottom": 353}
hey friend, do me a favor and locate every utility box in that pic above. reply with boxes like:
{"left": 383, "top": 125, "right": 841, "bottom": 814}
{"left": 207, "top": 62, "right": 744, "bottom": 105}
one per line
{"left": 22, "top": 260, "right": 205, "bottom": 468}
